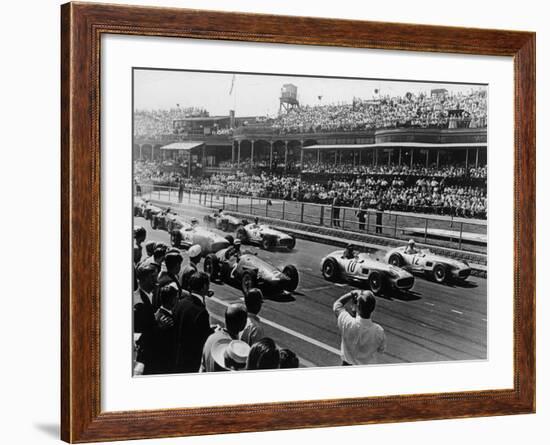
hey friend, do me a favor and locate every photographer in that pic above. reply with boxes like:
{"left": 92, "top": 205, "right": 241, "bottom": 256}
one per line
{"left": 333, "top": 290, "right": 386, "bottom": 366}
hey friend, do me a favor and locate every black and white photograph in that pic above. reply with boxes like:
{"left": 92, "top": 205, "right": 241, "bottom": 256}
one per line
{"left": 132, "top": 68, "right": 488, "bottom": 376}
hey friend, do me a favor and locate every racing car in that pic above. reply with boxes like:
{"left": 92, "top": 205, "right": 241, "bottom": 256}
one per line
{"left": 169, "top": 220, "right": 231, "bottom": 255}
{"left": 139, "top": 200, "right": 163, "bottom": 221}
{"left": 384, "top": 245, "right": 471, "bottom": 283}
{"left": 236, "top": 220, "right": 296, "bottom": 250}
{"left": 150, "top": 209, "right": 187, "bottom": 232}
{"left": 203, "top": 248, "right": 299, "bottom": 296}
{"left": 321, "top": 248, "right": 415, "bottom": 295}
{"left": 134, "top": 198, "right": 147, "bottom": 217}
{"left": 203, "top": 211, "right": 245, "bottom": 232}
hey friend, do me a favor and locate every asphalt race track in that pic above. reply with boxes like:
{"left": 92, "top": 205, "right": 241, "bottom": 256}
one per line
{"left": 135, "top": 204, "right": 487, "bottom": 369}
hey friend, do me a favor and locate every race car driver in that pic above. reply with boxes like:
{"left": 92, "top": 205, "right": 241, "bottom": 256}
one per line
{"left": 405, "top": 239, "right": 418, "bottom": 254}
{"left": 225, "top": 239, "right": 242, "bottom": 279}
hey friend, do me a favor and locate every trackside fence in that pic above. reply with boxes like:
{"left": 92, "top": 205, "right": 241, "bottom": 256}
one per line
{"left": 136, "top": 183, "right": 487, "bottom": 254}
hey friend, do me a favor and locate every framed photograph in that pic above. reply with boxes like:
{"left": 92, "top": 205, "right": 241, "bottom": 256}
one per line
{"left": 61, "top": 2, "right": 535, "bottom": 442}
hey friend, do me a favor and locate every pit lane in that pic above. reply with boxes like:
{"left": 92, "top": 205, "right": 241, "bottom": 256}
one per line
{"left": 135, "top": 205, "right": 487, "bottom": 368}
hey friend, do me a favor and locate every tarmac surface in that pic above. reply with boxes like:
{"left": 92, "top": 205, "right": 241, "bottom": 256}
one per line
{"left": 135, "top": 202, "right": 487, "bottom": 369}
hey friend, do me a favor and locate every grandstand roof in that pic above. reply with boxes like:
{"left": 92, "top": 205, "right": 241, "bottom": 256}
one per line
{"left": 303, "top": 142, "right": 487, "bottom": 150}
{"left": 160, "top": 141, "right": 205, "bottom": 151}
{"left": 173, "top": 116, "right": 229, "bottom": 122}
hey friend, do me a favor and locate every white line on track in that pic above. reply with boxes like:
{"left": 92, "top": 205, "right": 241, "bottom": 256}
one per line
{"left": 451, "top": 309, "right": 463, "bottom": 315}
{"left": 210, "top": 296, "right": 341, "bottom": 357}
{"left": 424, "top": 302, "right": 435, "bottom": 307}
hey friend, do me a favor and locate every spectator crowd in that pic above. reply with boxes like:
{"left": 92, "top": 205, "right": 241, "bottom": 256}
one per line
{"left": 137, "top": 164, "right": 487, "bottom": 219}
{"left": 134, "top": 90, "right": 487, "bottom": 140}
{"left": 271, "top": 90, "right": 487, "bottom": 134}
{"left": 133, "top": 227, "right": 300, "bottom": 375}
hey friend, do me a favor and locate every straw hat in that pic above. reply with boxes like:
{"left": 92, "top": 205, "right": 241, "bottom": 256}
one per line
{"left": 211, "top": 339, "right": 250, "bottom": 371}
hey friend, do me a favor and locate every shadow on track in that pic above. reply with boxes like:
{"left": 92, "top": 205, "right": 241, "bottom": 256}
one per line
{"left": 441, "top": 279, "right": 479, "bottom": 289}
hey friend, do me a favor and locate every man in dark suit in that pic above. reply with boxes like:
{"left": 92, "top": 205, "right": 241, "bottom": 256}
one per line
{"left": 146, "top": 284, "right": 179, "bottom": 375}
{"left": 172, "top": 271, "right": 214, "bottom": 373}
{"left": 133, "top": 263, "right": 173, "bottom": 375}
{"left": 156, "top": 249, "right": 185, "bottom": 307}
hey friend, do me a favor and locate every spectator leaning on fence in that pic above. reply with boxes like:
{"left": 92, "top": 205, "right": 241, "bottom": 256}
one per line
{"left": 333, "top": 290, "right": 386, "bottom": 366}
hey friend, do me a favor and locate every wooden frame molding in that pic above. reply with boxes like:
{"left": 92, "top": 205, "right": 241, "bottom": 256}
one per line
{"left": 61, "top": 2, "right": 535, "bottom": 442}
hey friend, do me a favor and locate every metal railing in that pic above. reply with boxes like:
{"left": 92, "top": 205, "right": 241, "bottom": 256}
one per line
{"left": 136, "top": 183, "right": 487, "bottom": 253}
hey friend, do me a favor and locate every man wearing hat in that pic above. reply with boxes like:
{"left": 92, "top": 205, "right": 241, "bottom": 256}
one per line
{"left": 333, "top": 290, "right": 386, "bottom": 366}
{"left": 180, "top": 244, "right": 202, "bottom": 291}
{"left": 200, "top": 303, "right": 248, "bottom": 372}
{"left": 210, "top": 340, "right": 250, "bottom": 372}
{"left": 156, "top": 249, "right": 185, "bottom": 307}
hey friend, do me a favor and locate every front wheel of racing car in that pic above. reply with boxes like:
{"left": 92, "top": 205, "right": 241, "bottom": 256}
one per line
{"left": 236, "top": 227, "right": 249, "bottom": 243}
{"left": 286, "top": 237, "right": 296, "bottom": 250}
{"left": 203, "top": 253, "right": 220, "bottom": 281}
{"left": 432, "top": 264, "right": 448, "bottom": 283}
{"left": 282, "top": 265, "right": 299, "bottom": 292}
{"left": 241, "top": 271, "right": 257, "bottom": 295}
{"left": 321, "top": 258, "right": 340, "bottom": 281}
{"left": 368, "top": 271, "right": 386, "bottom": 295}
{"left": 261, "top": 236, "right": 276, "bottom": 250}
{"left": 388, "top": 253, "right": 404, "bottom": 267}
{"left": 170, "top": 231, "right": 181, "bottom": 248}
{"left": 220, "top": 220, "right": 229, "bottom": 232}
{"left": 150, "top": 217, "right": 158, "bottom": 230}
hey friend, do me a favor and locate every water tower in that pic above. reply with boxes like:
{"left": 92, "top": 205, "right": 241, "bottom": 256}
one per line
{"left": 279, "top": 83, "right": 300, "bottom": 114}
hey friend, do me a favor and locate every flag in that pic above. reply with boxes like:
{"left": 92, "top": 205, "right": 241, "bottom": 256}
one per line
{"left": 229, "top": 74, "right": 235, "bottom": 95}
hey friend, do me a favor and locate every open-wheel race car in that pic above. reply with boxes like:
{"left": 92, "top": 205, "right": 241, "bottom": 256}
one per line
{"left": 321, "top": 248, "right": 415, "bottom": 295}
{"left": 150, "top": 209, "right": 187, "bottom": 232}
{"left": 235, "top": 222, "right": 296, "bottom": 250}
{"left": 169, "top": 221, "right": 230, "bottom": 255}
{"left": 203, "top": 248, "right": 299, "bottom": 296}
{"left": 384, "top": 245, "right": 471, "bottom": 283}
{"left": 203, "top": 211, "right": 245, "bottom": 232}
{"left": 133, "top": 198, "right": 147, "bottom": 217}
{"left": 137, "top": 200, "right": 163, "bottom": 221}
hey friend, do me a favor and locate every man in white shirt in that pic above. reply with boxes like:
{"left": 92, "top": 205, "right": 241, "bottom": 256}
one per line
{"left": 333, "top": 290, "right": 386, "bottom": 366}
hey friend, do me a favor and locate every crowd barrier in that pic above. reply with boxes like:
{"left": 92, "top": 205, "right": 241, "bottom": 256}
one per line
{"left": 136, "top": 183, "right": 487, "bottom": 254}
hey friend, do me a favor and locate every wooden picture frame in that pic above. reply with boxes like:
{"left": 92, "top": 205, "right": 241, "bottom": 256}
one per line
{"left": 61, "top": 2, "right": 535, "bottom": 442}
